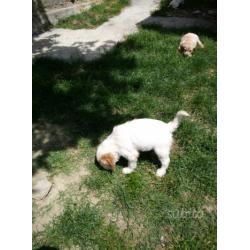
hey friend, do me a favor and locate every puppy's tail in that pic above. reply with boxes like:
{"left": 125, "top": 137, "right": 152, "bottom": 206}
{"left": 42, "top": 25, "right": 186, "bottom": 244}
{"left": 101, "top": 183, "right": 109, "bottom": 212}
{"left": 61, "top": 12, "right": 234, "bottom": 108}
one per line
{"left": 197, "top": 39, "right": 204, "bottom": 48}
{"left": 169, "top": 110, "right": 190, "bottom": 132}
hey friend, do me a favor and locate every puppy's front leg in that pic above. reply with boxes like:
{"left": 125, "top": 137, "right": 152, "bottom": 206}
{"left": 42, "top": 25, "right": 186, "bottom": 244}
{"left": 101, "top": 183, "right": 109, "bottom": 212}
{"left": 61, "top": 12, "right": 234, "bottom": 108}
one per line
{"left": 122, "top": 160, "right": 137, "bottom": 174}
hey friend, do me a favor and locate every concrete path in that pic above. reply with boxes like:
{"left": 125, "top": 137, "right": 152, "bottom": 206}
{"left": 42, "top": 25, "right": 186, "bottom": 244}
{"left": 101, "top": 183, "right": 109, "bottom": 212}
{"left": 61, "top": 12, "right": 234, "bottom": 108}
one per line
{"left": 139, "top": 16, "right": 216, "bottom": 30}
{"left": 33, "top": 0, "right": 161, "bottom": 61}
{"left": 33, "top": 0, "right": 216, "bottom": 61}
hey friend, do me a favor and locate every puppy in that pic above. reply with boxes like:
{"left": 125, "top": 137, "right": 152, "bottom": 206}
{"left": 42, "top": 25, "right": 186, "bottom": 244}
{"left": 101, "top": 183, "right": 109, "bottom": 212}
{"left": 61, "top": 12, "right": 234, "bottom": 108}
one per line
{"left": 96, "top": 111, "right": 190, "bottom": 177}
{"left": 179, "top": 33, "right": 204, "bottom": 57}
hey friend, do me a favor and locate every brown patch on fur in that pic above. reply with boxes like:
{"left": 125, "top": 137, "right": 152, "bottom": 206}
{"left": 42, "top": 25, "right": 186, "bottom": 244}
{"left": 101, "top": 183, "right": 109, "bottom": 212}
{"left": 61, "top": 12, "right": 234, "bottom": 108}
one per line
{"left": 100, "top": 153, "right": 116, "bottom": 171}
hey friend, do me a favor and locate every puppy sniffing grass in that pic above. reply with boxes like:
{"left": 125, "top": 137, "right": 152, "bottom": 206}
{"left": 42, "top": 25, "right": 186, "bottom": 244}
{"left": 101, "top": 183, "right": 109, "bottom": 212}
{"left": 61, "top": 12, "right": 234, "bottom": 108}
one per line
{"left": 179, "top": 33, "right": 204, "bottom": 57}
{"left": 96, "top": 111, "right": 190, "bottom": 177}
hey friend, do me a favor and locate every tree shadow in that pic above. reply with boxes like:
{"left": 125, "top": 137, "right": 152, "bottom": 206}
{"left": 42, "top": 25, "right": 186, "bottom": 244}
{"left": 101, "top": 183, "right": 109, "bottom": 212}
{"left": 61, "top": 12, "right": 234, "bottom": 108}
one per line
{"left": 32, "top": 34, "right": 60, "bottom": 54}
{"left": 138, "top": 16, "right": 216, "bottom": 38}
{"left": 33, "top": 35, "right": 118, "bottom": 61}
{"left": 153, "top": 0, "right": 217, "bottom": 21}
{"left": 33, "top": 41, "right": 146, "bottom": 173}
{"left": 33, "top": 23, "right": 216, "bottom": 174}
{"left": 34, "top": 246, "right": 58, "bottom": 250}
{"left": 139, "top": 22, "right": 217, "bottom": 41}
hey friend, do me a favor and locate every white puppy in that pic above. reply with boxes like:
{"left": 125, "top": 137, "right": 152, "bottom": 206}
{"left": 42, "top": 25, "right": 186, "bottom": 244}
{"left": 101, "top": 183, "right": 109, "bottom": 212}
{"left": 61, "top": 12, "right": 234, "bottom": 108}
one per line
{"left": 96, "top": 111, "right": 190, "bottom": 177}
{"left": 169, "top": 0, "right": 184, "bottom": 9}
{"left": 179, "top": 33, "right": 204, "bottom": 57}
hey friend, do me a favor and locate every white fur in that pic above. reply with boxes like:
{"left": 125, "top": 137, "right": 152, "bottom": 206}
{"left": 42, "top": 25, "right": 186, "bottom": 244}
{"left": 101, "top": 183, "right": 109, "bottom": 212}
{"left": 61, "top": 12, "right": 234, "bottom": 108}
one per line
{"left": 96, "top": 111, "right": 190, "bottom": 177}
{"left": 169, "top": 0, "right": 184, "bottom": 9}
{"left": 179, "top": 33, "right": 204, "bottom": 57}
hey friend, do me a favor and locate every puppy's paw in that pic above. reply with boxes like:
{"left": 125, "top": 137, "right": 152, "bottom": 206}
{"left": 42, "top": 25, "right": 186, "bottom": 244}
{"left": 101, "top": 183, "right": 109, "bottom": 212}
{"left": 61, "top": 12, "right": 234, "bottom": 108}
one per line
{"left": 122, "top": 167, "right": 134, "bottom": 175}
{"left": 156, "top": 168, "right": 166, "bottom": 177}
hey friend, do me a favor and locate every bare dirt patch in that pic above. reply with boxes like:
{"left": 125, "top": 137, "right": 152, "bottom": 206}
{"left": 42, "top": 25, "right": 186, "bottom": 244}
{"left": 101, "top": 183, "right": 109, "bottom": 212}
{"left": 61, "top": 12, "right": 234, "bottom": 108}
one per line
{"left": 32, "top": 164, "right": 99, "bottom": 232}
{"left": 32, "top": 121, "right": 100, "bottom": 232}
{"left": 106, "top": 212, "right": 128, "bottom": 231}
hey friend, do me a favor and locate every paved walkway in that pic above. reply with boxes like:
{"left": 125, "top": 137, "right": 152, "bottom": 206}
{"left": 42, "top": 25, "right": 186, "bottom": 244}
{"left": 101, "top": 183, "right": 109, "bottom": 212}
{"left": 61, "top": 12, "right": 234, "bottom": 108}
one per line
{"left": 32, "top": 0, "right": 216, "bottom": 61}
{"left": 140, "top": 16, "right": 216, "bottom": 30}
{"left": 33, "top": 0, "right": 161, "bottom": 61}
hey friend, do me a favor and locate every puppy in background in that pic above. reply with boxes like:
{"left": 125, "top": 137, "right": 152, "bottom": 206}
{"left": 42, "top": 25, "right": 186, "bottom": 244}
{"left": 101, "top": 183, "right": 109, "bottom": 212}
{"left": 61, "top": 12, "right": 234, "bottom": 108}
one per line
{"left": 179, "top": 33, "right": 204, "bottom": 57}
{"left": 96, "top": 111, "right": 190, "bottom": 177}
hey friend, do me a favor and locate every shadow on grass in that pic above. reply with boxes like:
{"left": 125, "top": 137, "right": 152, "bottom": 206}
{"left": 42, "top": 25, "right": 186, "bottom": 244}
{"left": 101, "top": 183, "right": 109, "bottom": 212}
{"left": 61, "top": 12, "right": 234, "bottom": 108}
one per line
{"left": 32, "top": 34, "right": 118, "bottom": 61}
{"left": 34, "top": 246, "right": 58, "bottom": 250}
{"left": 33, "top": 42, "right": 147, "bottom": 173}
{"left": 33, "top": 25, "right": 215, "bottom": 174}
{"left": 93, "top": 150, "right": 161, "bottom": 174}
{"left": 153, "top": 0, "right": 217, "bottom": 19}
{"left": 139, "top": 22, "right": 217, "bottom": 40}
{"left": 116, "top": 151, "right": 160, "bottom": 170}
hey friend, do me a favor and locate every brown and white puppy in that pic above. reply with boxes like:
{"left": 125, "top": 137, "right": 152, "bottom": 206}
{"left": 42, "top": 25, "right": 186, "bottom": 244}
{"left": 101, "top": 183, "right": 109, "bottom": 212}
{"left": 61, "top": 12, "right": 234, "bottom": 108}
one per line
{"left": 179, "top": 33, "right": 204, "bottom": 57}
{"left": 96, "top": 111, "right": 190, "bottom": 177}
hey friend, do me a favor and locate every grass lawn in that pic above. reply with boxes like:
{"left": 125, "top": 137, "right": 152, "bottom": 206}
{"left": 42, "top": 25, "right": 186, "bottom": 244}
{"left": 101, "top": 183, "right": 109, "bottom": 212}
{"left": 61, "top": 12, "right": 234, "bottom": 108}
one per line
{"left": 55, "top": 0, "right": 130, "bottom": 29}
{"left": 33, "top": 26, "right": 216, "bottom": 249}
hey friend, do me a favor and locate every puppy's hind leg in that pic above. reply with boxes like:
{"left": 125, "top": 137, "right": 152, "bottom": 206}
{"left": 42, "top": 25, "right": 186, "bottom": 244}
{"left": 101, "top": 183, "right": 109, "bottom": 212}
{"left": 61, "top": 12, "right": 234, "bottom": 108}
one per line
{"left": 155, "top": 147, "right": 171, "bottom": 177}
{"left": 122, "top": 152, "right": 139, "bottom": 175}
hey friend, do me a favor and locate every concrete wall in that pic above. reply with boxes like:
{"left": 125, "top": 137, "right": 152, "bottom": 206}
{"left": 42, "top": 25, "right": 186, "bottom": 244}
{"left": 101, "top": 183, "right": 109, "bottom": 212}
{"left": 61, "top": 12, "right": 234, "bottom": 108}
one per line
{"left": 33, "top": 0, "right": 98, "bottom": 35}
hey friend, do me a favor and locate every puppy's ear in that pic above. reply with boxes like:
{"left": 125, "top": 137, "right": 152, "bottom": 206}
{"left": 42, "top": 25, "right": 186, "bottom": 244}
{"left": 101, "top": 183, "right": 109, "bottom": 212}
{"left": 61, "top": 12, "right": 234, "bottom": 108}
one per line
{"left": 101, "top": 153, "right": 116, "bottom": 171}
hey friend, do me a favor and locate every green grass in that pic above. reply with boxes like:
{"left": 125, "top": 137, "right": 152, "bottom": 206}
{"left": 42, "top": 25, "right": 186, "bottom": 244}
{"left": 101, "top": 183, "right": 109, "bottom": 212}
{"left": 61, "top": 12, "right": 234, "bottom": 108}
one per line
{"left": 33, "top": 202, "right": 129, "bottom": 249}
{"left": 33, "top": 26, "right": 216, "bottom": 249}
{"left": 55, "top": 0, "right": 130, "bottom": 29}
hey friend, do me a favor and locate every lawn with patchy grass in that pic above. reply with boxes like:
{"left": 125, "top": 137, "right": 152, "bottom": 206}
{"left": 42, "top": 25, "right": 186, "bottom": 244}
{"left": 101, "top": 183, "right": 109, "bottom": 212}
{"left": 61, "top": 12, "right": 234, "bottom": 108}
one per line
{"left": 55, "top": 0, "right": 130, "bottom": 29}
{"left": 33, "top": 26, "right": 216, "bottom": 249}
